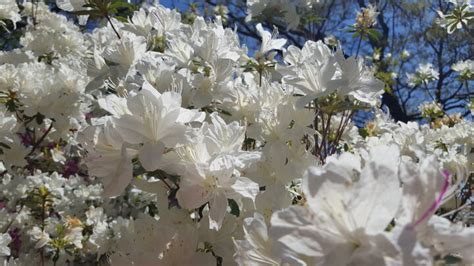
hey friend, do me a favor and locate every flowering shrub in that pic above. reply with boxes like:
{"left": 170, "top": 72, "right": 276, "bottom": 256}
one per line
{"left": 0, "top": 0, "right": 473, "bottom": 265}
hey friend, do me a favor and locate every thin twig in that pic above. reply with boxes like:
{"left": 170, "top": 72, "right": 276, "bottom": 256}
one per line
{"left": 106, "top": 15, "right": 121, "bottom": 39}
{"left": 355, "top": 36, "right": 362, "bottom": 57}
{"left": 28, "top": 123, "right": 53, "bottom": 156}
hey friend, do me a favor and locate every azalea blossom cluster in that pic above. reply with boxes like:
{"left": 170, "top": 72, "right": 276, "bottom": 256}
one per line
{"left": 0, "top": 0, "right": 473, "bottom": 265}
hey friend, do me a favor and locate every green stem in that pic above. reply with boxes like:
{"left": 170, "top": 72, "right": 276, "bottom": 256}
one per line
{"left": 355, "top": 36, "right": 362, "bottom": 58}
{"left": 28, "top": 123, "right": 53, "bottom": 156}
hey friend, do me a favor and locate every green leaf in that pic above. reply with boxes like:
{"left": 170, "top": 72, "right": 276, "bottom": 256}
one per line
{"left": 443, "top": 255, "right": 462, "bottom": 264}
{"left": 72, "top": 10, "right": 103, "bottom": 16}
{"left": 346, "top": 24, "right": 357, "bottom": 32}
{"left": 228, "top": 199, "right": 240, "bottom": 217}
{"left": 81, "top": 4, "right": 97, "bottom": 8}
{"left": 107, "top": 0, "right": 135, "bottom": 14}
{"left": 35, "top": 113, "right": 45, "bottom": 125}
{"left": 114, "top": 15, "right": 129, "bottom": 23}
{"left": 367, "top": 29, "right": 382, "bottom": 42}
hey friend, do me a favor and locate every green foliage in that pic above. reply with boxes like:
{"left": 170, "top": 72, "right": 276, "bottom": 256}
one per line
{"left": 0, "top": 21, "right": 23, "bottom": 50}
{"left": 74, "top": 0, "right": 135, "bottom": 18}
{"left": 23, "top": 186, "right": 56, "bottom": 224}
{"left": 317, "top": 93, "right": 369, "bottom": 114}
{"left": 227, "top": 199, "right": 240, "bottom": 217}
{"left": 375, "top": 71, "right": 395, "bottom": 93}
{"left": 38, "top": 52, "right": 59, "bottom": 65}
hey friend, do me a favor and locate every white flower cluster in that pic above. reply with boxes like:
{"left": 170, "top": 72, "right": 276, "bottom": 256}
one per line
{"left": 452, "top": 59, "right": 474, "bottom": 80}
{"left": 354, "top": 4, "right": 379, "bottom": 29}
{"left": 419, "top": 101, "right": 444, "bottom": 118}
{"left": 0, "top": 1, "right": 473, "bottom": 265}
{"left": 407, "top": 63, "right": 440, "bottom": 87}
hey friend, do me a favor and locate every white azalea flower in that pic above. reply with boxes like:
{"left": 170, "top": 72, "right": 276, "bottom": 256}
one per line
{"left": 198, "top": 212, "right": 238, "bottom": 263}
{"left": 103, "top": 32, "right": 147, "bottom": 68}
{"left": 28, "top": 227, "right": 51, "bottom": 249}
{"left": 270, "top": 145, "right": 402, "bottom": 264}
{"left": 123, "top": 8, "right": 155, "bottom": 37}
{"left": 177, "top": 156, "right": 259, "bottom": 230}
{"left": 332, "top": 50, "right": 384, "bottom": 105}
{"left": 233, "top": 213, "right": 283, "bottom": 266}
{"left": 0, "top": 233, "right": 11, "bottom": 257}
{"left": 255, "top": 23, "right": 287, "bottom": 59}
{"left": 55, "top": 0, "right": 89, "bottom": 25}
{"left": 425, "top": 215, "right": 474, "bottom": 264}
{"left": 64, "top": 226, "right": 83, "bottom": 249}
{"left": 204, "top": 113, "right": 261, "bottom": 168}
{"left": 1, "top": 137, "right": 28, "bottom": 168}
{"left": 0, "top": 112, "right": 17, "bottom": 141}
{"left": 280, "top": 41, "right": 339, "bottom": 106}
{"left": 82, "top": 119, "right": 138, "bottom": 197}
{"left": 396, "top": 156, "right": 450, "bottom": 228}
{"left": 149, "top": 5, "right": 182, "bottom": 37}
{"left": 114, "top": 82, "right": 204, "bottom": 171}
{"left": 174, "top": 113, "right": 260, "bottom": 230}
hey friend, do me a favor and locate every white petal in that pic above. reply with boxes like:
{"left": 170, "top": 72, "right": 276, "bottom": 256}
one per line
{"left": 350, "top": 145, "right": 402, "bottom": 233}
{"left": 208, "top": 192, "right": 228, "bottom": 230}
{"left": 0, "top": 233, "right": 12, "bottom": 256}
{"left": 270, "top": 206, "right": 326, "bottom": 257}
{"left": 102, "top": 147, "right": 135, "bottom": 197}
{"left": 229, "top": 176, "right": 260, "bottom": 202}
{"left": 176, "top": 184, "right": 210, "bottom": 210}
{"left": 139, "top": 142, "right": 165, "bottom": 171}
